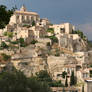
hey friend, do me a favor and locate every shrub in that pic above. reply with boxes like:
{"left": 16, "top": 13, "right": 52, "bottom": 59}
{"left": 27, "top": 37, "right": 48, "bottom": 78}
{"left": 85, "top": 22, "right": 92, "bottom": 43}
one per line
{"left": 72, "top": 30, "right": 86, "bottom": 40}
{"left": 11, "top": 41, "right": 18, "bottom": 44}
{"left": 36, "top": 70, "right": 64, "bottom": 87}
{"left": 18, "top": 38, "right": 24, "bottom": 44}
{"left": 18, "top": 38, "right": 26, "bottom": 47}
{"left": 50, "top": 80, "right": 64, "bottom": 87}
{"left": 47, "top": 28, "right": 54, "bottom": 34}
{"left": 1, "top": 53, "right": 11, "bottom": 61}
{"left": 49, "top": 36, "right": 58, "bottom": 43}
{"left": 31, "top": 40, "right": 38, "bottom": 44}
{"left": 62, "top": 71, "right": 67, "bottom": 78}
{"left": 1, "top": 41, "right": 8, "bottom": 48}
{"left": 7, "top": 32, "right": 13, "bottom": 38}
{"left": 3, "top": 32, "right": 7, "bottom": 36}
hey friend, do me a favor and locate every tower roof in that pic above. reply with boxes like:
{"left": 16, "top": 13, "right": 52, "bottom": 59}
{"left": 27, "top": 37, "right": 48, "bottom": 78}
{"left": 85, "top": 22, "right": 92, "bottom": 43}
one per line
{"left": 20, "top": 5, "right": 27, "bottom": 11}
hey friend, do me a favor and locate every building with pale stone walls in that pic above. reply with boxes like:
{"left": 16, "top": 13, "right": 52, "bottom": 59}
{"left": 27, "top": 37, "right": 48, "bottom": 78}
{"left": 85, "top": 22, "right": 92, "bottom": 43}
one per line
{"left": 84, "top": 79, "right": 92, "bottom": 92}
{"left": 16, "top": 27, "right": 34, "bottom": 44}
{"left": 9, "top": 5, "right": 40, "bottom": 25}
{"left": 50, "top": 23, "right": 75, "bottom": 35}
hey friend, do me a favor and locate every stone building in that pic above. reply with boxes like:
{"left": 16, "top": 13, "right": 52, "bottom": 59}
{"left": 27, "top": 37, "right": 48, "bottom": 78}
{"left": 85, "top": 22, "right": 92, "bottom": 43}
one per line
{"left": 50, "top": 23, "right": 75, "bottom": 35}
{"left": 85, "top": 79, "right": 92, "bottom": 92}
{"left": 9, "top": 5, "right": 40, "bottom": 25}
{"left": 16, "top": 27, "right": 34, "bottom": 44}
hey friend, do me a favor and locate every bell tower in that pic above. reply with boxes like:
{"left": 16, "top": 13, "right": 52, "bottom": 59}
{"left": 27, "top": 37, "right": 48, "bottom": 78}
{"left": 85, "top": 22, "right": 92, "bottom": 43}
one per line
{"left": 20, "top": 5, "right": 27, "bottom": 11}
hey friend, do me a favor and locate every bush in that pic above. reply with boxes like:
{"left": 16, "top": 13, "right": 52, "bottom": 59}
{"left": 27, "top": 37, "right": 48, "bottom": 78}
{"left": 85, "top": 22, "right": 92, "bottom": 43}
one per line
{"left": 1, "top": 41, "right": 8, "bottom": 48}
{"left": 18, "top": 38, "right": 24, "bottom": 44}
{"left": 36, "top": 70, "right": 64, "bottom": 87}
{"left": 7, "top": 32, "right": 13, "bottom": 38}
{"left": 3, "top": 32, "right": 7, "bottom": 36}
{"left": 72, "top": 30, "right": 86, "bottom": 40}
{"left": 47, "top": 28, "right": 54, "bottom": 34}
{"left": 36, "top": 70, "right": 52, "bottom": 82}
{"left": 1, "top": 53, "right": 11, "bottom": 61}
{"left": 18, "top": 38, "right": 27, "bottom": 47}
{"left": 31, "top": 40, "right": 38, "bottom": 44}
{"left": 62, "top": 71, "right": 67, "bottom": 79}
{"left": 11, "top": 41, "right": 18, "bottom": 44}
{"left": 3, "top": 32, "right": 13, "bottom": 38}
{"left": 49, "top": 36, "right": 58, "bottom": 44}
{"left": 50, "top": 80, "right": 64, "bottom": 87}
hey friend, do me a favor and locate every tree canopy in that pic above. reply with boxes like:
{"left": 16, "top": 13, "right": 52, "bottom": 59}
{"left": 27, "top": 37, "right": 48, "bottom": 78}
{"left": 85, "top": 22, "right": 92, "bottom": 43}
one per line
{"left": 0, "top": 5, "right": 15, "bottom": 29}
{"left": 0, "top": 70, "right": 52, "bottom": 92}
{"left": 36, "top": 70, "right": 64, "bottom": 87}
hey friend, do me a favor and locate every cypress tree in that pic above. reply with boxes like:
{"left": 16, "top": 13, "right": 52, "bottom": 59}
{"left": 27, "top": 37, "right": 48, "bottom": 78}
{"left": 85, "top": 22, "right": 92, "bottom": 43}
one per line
{"left": 65, "top": 76, "right": 68, "bottom": 87}
{"left": 70, "top": 71, "right": 76, "bottom": 86}
{"left": 82, "top": 85, "right": 84, "bottom": 92}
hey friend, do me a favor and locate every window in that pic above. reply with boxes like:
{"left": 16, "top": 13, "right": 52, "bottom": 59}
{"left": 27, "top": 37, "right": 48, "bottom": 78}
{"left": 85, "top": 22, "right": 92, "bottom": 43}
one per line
{"left": 60, "top": 28, "right": 65, "bottom": 33}
{"left": 22, "top": 16, "right": 24, "bottom": 21}
{"left": 16, "top": 15, "right": 19, "bottom": 19}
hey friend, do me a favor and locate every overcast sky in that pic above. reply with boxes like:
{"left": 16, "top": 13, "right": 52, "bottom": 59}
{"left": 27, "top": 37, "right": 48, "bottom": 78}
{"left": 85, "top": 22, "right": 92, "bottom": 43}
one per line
{"left": 0, "top": 0, "right": 92, "bottom": 40}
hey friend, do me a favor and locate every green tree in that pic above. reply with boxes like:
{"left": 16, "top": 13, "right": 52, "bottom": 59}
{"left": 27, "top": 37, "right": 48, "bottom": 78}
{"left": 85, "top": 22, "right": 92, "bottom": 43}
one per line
{"left": 1, "top": 53, "right": 11, "bottom": 61}
{"left": 49, "top": 36, "right": 58, "bottom": 44}
{"left": 0, "top": 71, "right": 52, "bottom": 92}
{"left": 51, "top": 80, "right": 64, "bottom": 87}
{"left": 7, "top": 32, "right": 13, "bottom": 38}
{"left": 28, "top": 77, "right": 52, "bottom": 92}
{"left": 36, "top": 70, "right": 64, "bottom": 87}
{"left": 0, "top": 71, "right": 29, "bottom": 92}
{"left": 62, "top": 71, "right": 67, "bottom": 78}
{"left": 36, "top": 70, "right": 52, "bottom": 83}
{"left": 70, "top": 71, "right": 77, "bottom": 86}
{"left": 0, "top": 5, "right": 15, "bottom": 29}
{"left": 47, "top": 28, "right": 54, "bottom": 34}
{"left": 72, "top": 30, "right": 86, "bottom": 40}
{"left": 3, "top": 32, "right": 7, "bottom": 36}
{"left": 82, "top": 85, "right": 84, "bottom": 92}
{"left": 1, "top": 41, "right": 8, "bottom": 48}
{"left": 65, "top": 76, "right": 68, "bottom": 87}
{"left": 31, "top": 40, "right": 38, "bottom": 44}
{"left": 18, "top": 38, "right": 26, "bottom": 47}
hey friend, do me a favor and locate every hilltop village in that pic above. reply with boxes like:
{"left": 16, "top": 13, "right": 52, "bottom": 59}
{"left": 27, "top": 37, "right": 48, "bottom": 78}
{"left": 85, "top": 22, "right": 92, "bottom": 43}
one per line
{"left": 0, "top": 5, "right": 92, "bottom": 92}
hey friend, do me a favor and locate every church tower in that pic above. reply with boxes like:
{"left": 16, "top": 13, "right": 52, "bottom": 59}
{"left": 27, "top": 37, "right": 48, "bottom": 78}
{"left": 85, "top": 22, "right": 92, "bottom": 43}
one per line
{"left": 20, "top": 5, "right": 27, "bottom": 11}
